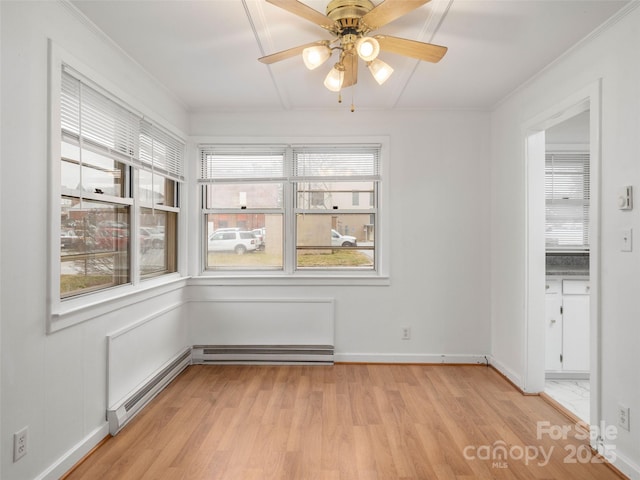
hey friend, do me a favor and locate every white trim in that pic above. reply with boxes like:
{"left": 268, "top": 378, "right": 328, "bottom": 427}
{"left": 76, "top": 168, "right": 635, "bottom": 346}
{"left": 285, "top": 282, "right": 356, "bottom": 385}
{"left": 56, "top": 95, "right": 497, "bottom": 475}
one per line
{"left": 334, "top": 353, "right": 488, "bottom": 364}
{"left": 188, "top": 275, "right": 390, "bottom": 287}
{"left": 35, "top": 424, "right": 109, "bottom": 480}
{"left": 48, "top": 40, "right": 64, "bottom": 328}
{"left": 49, "top": 276, "right": 187, "bottom": 333}
{"left": 488, "top": 355, "right": 524, "bottom": 391}
{"left": 48, "top": 42, "right": 188, "bottom": 332}
{"left": 522, "top": 81, "right": 602, "bottom": 417}
{"left": 106, "top": 302, "right": 184, "bottom": 341}
{"left": 611, "top": 449, "right": 640, "bottom": 480}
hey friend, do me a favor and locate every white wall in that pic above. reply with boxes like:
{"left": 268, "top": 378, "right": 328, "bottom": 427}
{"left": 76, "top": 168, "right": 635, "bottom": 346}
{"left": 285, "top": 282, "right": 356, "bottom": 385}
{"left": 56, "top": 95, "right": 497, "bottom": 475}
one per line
{"left": 490, "top": 5, "right": 640, "bottom": 477}
{"left": 0, "top": 2, "right": 189, "bottom": 479}
{"left": 188, "top": 109, "right": 492, "bottom": 362}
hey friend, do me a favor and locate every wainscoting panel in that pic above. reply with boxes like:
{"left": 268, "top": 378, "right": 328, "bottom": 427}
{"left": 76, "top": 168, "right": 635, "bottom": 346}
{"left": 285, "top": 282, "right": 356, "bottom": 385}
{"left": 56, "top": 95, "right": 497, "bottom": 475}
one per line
{"left": 188, "top": 298, "right": 335, "bottom": 346}
{"left": 106, "top": 303, "right": 188, "bottom": 409}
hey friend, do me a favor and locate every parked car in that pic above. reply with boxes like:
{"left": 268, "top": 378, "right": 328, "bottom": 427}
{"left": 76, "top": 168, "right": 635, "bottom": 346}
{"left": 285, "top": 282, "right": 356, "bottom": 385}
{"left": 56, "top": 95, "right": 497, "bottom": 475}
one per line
{"left": 331, "top": 229, "right": 357, "bottom": 247}
{"left": 96, "top": 225, "right": 129, "bottom": 250}
{"left": 208, "top": 230, "right": 257, "bottom": 254}
{"left": 140, "top": 227, "right": 164, "bottom": 248}
{"left": 60, "top": 229, "right": 80, "bottom": 249}
{"left": 252, "top": 228, "right": 266, "bottom": 250}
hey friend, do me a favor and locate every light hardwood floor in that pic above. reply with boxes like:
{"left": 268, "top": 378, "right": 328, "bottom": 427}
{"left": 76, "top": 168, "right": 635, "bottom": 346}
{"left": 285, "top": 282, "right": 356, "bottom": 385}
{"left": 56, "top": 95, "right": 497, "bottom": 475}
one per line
{"left": 65, "top": 364, "right": 623, "bottom": 479}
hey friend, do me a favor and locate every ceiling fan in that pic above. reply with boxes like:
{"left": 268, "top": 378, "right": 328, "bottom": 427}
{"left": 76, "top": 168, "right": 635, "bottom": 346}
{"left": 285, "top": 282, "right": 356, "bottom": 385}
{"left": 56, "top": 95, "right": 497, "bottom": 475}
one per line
{"left": 258, "top": 0, "right": 448, "bottom": 103}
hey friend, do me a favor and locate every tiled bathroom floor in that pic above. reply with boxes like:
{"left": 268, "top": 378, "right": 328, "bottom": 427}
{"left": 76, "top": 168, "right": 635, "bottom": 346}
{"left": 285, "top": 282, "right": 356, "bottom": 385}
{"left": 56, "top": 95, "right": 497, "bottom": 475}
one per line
{"left": 545, "top": 379, "right": 590, "bottom": 422}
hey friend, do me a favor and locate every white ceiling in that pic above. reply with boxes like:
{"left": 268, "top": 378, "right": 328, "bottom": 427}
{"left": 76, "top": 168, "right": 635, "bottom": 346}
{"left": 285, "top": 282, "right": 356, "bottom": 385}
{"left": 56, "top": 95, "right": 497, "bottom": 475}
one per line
{"left": 70, "top": 0, "right": 630, "bottom": 112}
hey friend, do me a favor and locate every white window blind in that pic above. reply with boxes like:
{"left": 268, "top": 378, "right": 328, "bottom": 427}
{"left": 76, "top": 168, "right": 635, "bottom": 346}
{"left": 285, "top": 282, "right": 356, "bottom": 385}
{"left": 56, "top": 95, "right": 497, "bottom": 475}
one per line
{"left": 545, "top": 153, "right": 590, "bottom": 248}
{"left": 199, "top": 146, "right": 286, "bottom": 182}
{"left": 61, "top": 71, "right": 139, "bottom": 160}
{"left": 292, "top": 145, "right": 381, "bottom": 181}
{"left": 61, "top": 69, "right": 184, "bottom": 180}
{"left": 140, "top": 120, "right": 184, "bottom": 180}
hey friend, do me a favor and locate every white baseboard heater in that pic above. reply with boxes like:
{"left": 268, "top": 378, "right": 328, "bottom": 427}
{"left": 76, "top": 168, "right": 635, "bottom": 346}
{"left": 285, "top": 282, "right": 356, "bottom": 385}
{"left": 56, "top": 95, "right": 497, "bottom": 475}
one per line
{"left": 192, "top": 345, "right": 334, "bottom": 365}
{"left": 107, "top": 347, "right": 191, "bottom": 435}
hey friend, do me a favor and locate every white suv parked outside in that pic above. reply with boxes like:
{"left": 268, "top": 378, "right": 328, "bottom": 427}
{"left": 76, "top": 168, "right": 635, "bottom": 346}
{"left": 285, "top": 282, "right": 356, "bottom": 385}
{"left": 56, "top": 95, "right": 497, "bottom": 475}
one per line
{"left": 208, "top": 230, "right": 257, "bottom": 254}
{"left": 331, "top": 229, "right": 357, "bottom": 247}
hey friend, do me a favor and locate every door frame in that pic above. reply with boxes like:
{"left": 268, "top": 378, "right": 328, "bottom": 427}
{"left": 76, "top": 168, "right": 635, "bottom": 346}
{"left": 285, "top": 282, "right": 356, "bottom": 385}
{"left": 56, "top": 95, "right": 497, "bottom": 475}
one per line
{"left": 522, "top": 80, "right": 602, "bottom": 431}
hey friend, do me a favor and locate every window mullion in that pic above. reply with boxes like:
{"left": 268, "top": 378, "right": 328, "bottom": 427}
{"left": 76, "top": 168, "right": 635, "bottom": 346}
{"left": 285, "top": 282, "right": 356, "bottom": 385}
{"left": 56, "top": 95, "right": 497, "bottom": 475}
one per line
{"left": 131, "top": 167, "right": 140, "bottom": 286}
{"left": 284, "top": 146, "right": 295, "bottom": 274}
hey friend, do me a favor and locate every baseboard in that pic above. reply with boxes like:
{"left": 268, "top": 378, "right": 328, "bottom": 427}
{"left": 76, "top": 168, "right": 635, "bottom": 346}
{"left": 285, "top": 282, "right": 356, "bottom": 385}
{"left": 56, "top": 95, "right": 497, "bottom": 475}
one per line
{"left": 35, "top": 424, "right": 109, "bottom": 480}
{"left": 486, "top": 355, "right": 525, "bottom": 392}
{"left": 539, "top": 392, "right": 584, "bottom": 425}
{"left": 333, "top": 353, "right": 488, "bottom": 364}
{"left": 610, "top": 450, "right": 640, "bottom": 480}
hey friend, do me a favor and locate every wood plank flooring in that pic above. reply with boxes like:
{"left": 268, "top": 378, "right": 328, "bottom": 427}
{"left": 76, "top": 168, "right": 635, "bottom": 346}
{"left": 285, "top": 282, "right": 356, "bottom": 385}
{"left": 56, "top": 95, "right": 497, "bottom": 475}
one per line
{"left": 65, "top": 364, "right": 624, "bottom": 479}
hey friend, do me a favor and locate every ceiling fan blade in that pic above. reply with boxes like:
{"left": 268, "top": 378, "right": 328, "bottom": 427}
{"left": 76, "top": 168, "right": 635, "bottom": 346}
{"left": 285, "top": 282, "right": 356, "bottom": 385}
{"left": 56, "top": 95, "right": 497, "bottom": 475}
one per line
{"left": 342, "top": 52, "right": 358, "bottom": 88}
{"left": 266, "top": 0, "right": 337, "bottom": 31}
{"left": 375, "top": 35, "right": 447, "bottom": 63}
{"left": 361, "top": 0, "right": 430, "bottom": 30}
{"left": 258, "top": 40, "right": 329, "bottom": 64}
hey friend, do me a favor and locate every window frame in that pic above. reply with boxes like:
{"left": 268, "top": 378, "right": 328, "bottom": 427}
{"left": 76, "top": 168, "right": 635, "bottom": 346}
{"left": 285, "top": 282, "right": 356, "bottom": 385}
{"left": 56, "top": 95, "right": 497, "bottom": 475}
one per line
{"left": 48, "top": 45, "right": 187, "bottom": 332}
{"left": 196, "top": 138, "right": 390, "bottom": 283}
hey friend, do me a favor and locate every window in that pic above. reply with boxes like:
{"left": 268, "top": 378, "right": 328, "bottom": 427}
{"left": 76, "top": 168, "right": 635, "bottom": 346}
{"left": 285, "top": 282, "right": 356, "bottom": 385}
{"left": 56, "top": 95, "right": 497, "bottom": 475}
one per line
{"left": 200, "top": 144, "right": 380, "bottom": 273}
{"left": 294, "top": 146, "right": 378, "bottom": 270}
{"left": 545, "top": 152, "right": 590, "bottom": 249}
{"left": 59, "top": 67, "right": 183, "bottom": 298}
{"left": 137, "top": 121, "right": 181, "bottom": 279}
{"left": 201, "top": 146, "right": 285, "bottom": 270}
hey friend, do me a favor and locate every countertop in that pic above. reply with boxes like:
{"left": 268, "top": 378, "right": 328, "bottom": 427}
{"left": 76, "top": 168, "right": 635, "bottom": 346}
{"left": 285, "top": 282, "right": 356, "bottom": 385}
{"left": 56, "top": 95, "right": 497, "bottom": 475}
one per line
{"left": 546, "top": 252, "right": 589, "bottom": 277}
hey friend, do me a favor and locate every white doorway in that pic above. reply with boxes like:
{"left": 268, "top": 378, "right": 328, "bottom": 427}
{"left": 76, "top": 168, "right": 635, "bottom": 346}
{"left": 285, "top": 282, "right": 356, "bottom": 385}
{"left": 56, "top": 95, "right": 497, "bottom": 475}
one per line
{"left": 543, "top": 111, "right": 591, "bottom": 422}
{"left": 522, "top": 82, "right": 601, "bottom": 433}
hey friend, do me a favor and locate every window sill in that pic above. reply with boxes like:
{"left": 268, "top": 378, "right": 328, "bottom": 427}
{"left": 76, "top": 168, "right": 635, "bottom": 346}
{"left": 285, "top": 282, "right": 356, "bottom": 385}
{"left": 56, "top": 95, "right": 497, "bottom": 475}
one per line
{"left": 189, "top": 274, "right": 390, "bottom": 287}
{"left": 49, "top": 274, "right": 189, "bottom": 333}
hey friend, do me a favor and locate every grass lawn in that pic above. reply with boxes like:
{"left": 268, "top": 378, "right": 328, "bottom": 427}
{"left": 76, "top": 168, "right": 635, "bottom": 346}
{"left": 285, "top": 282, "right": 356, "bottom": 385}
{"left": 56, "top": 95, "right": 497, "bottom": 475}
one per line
{"left": 207, "top": 249, "right": 372, "bottom": 268}
{"left": 60, "top": 274, "right": 114, "bottom": 295}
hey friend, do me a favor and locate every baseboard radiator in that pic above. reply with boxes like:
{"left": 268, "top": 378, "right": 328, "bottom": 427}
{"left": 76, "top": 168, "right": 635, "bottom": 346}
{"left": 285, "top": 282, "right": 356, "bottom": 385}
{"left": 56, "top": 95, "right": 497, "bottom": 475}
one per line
{"left": 192, "top": 344, "right": 334, "bottom": 365}
{"left": 107, "top": 347, "right": 191, "bottom": 435}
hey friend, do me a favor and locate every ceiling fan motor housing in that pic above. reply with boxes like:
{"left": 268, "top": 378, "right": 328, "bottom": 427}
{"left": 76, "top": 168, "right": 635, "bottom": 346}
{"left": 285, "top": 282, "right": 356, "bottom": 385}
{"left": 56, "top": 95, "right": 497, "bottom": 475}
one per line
{"left": 326, "top": 0, "right": 374, "bottom": 34}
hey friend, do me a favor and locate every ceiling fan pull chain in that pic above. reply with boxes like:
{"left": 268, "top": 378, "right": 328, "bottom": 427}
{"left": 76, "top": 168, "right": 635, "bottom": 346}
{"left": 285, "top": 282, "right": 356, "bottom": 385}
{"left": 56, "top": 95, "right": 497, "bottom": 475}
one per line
{"left": 351, "top": 83, "right": 356, "bottom": 112}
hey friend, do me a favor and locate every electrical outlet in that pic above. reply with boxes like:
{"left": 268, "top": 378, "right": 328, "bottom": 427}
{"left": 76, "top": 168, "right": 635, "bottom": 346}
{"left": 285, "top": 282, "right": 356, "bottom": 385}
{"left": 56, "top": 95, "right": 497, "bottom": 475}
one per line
{"left": 618, "top": 404, "right": 630, "bottom": 431}
{"left": 13, "top": 427, "right": 28, "bottom": 462}
{"left": 402, "top": 326, "right": 411, "bottom": 340}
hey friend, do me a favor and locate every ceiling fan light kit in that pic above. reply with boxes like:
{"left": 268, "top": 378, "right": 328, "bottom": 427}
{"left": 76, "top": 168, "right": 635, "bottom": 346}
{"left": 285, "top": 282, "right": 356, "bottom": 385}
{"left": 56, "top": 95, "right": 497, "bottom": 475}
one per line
{"left": 302, "top": 43, "right": 332, "bottom": 70}
{"left": 367, "top": 57, "right": 393, "bottom": 85}
{"left": 355, "top": 36, "right": 380, "bottom": 62}
{"left": 259, "top": 0, "right": 448, "bottom": 108}
{"left": 324, "top": 63, "right": 346, "bottom": 91}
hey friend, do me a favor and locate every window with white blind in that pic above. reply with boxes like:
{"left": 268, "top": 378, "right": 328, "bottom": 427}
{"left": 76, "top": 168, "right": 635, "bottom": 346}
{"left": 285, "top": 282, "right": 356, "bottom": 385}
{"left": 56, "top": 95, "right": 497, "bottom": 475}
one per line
{"left": 199, "top": 144, "right": 380, "bottom": 273}
{"left": 545, "top": 152, "right": 590, "bottom": 249}
{"left": 59, "top": 67, "right": 184, "bottom": 298}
